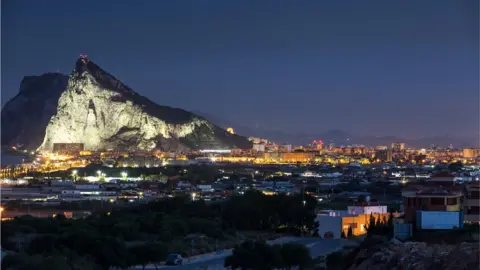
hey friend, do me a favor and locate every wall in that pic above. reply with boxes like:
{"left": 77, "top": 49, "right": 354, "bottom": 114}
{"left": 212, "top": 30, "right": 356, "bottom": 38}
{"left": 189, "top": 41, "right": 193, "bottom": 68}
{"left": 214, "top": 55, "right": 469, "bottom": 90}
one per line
{"left": 403, "top": 195, "right": 463, "bottom": 224}
{"left": 315, "top": 215, "right": 342, "bottom": 239}
{"left": 341, "top": 213, "right": 390, "bottom": 236}
{"left": 417, "top": 211, "right": 462, "bottom": 230}
{"left": 347, "top": 206, "right": 387, "bottom": 215}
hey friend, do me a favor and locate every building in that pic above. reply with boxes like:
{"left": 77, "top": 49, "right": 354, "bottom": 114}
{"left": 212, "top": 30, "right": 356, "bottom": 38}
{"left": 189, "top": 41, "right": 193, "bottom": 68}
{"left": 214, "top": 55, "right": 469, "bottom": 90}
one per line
{"left": 375, "top": 149, "right": 393, "bottom": 162}
{"left": 52, "top": 143, "right": 84, "bottom": 154}
{"left": 391, "top": 142, "right": 405, "bottom": 151}
{"left": 282, "top": 152, "right": 316, "bottom": 163}
{"left": 402, "top": 185, "right": 464, "bottom": 226}
{"left": 315, "top": 206, "right": 392, "bottom": 238}
{"left": 279, "top": 144, "right": 293, "bottom": 152}
{"left": 464, "top": 182, "right": 480, "bottom": 223}
{"left": 253, "top": 143, "right": 265, "bottom": 152}
{"left": 463, "top": 148, "right": 480, "bottom": 159}
{"left": 347, "top": 206, "right": 388, "bottom": 215}
{"left": 117, "top": 156, "right": 160, "bottom": 168}
{"left": 313, "top": 140, "right": 324, "bottom": 151}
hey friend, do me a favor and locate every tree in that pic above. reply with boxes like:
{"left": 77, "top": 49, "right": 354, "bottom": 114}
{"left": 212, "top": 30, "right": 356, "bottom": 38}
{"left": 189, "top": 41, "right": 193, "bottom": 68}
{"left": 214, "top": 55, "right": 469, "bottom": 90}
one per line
{"left": 225, "top": 241, "right": 311, "bottom": 270}
{"left": 365, "top": 214, "right": 377, "bottom": 237}
{"left": 225, "top": 240, "right": 282, "bottom": 270}
{"left": 347, "top": 226, "right": 353, "bottom": 238}
{"left": 280, "top": 242, "right": 312, "bottom": 270}
{"left": 387, "top": 211, "right": 394, "bottom": 239}
{"left": 448, "top": 162, "right": 463, "bottom": 172}
{"left": 2, "top": 252, "right": 100, "bottom": 270}
{"left": 129, "top": 243, "right": 168, "bottom": 270}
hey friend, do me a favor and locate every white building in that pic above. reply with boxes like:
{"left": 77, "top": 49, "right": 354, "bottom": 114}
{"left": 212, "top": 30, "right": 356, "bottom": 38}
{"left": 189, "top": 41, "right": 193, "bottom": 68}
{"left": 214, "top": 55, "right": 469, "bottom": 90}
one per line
{"left": 347, "top": 206, "right": 388, "bottom": 215}
{"left": 253, "top": 143, "right": 265, "bottom": 152}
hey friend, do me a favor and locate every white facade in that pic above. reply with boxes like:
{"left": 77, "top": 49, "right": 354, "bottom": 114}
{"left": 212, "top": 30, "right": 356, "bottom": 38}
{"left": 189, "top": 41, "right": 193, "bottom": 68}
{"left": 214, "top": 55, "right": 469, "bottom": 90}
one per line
{"left": 74, "top": 184, "right": 101, "bottom": 190}
{"left": 280, "top": 144, "right": 293, "bottom": 152}
{"left": 347, "top": 206, "right": 387, "bottom": 215}
{"left": 253, "top": 143, "right": 265, "bottom": 152}
{"left": 314, "top": 214, "right": 342, "bottom": 239}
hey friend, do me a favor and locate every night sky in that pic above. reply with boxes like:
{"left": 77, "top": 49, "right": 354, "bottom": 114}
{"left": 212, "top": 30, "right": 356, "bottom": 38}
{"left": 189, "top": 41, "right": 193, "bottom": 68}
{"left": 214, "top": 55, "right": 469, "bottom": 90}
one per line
{"left": 2, "top": 0, "right": 479, "bottom": 139}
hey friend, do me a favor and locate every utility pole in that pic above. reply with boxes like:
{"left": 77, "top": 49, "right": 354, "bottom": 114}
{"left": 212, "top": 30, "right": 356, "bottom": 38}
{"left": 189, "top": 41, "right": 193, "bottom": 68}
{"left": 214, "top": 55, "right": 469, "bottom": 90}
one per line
{"left": 191, "top": 239, "right": 195, "bottom": 258}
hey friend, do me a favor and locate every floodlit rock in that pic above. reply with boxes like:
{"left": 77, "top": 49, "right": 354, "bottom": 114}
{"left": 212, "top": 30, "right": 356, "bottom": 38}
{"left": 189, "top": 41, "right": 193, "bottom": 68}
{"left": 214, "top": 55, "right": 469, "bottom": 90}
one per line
{"left": 3, "top": 57, "right": 251, "bottom": 152}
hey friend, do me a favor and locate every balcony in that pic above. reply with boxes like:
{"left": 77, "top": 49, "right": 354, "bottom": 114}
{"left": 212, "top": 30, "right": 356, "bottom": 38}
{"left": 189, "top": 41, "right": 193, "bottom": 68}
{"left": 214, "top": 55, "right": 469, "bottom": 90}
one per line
{"left": 446, "top": 204, "right": 461, "bottom": 211}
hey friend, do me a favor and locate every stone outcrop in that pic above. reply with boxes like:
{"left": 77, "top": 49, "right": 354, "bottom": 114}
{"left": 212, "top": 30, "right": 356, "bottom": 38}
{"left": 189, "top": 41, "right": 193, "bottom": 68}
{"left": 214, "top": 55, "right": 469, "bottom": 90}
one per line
{"left": 349, "top": 241, "right": 479, "bottom": 270}
{"left": 1, "top": 73, "right": 68, "bottom": 149}
{"left": 3, "top": 57, "right": 251, "bottom": 152}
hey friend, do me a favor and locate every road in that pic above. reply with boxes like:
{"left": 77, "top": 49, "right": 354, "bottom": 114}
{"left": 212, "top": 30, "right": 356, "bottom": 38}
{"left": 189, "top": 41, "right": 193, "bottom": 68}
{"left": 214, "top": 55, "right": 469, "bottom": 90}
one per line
{"left": 135, "top": 237, "right": 356, "bottom": 270}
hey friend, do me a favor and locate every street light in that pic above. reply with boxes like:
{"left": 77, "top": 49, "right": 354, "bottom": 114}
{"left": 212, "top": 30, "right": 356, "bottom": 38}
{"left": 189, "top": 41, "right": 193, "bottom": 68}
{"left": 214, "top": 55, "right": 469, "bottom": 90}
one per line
{"left": 191, "top": 192, "right": 197, "bottom": 201}
{"left": 72, "top": 170, "right": 78, "bottom": 182}
{"left": 121, "top": 171, "right": 128, "bottom": 180}
{"left": 0, "top": 207, "right": 4, "bottom": 213}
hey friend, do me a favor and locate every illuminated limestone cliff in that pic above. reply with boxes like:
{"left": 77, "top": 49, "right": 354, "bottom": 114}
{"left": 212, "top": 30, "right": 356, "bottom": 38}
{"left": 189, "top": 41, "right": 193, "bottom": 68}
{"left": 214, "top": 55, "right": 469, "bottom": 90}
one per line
{"left": 14, "top": 57, "right": 251, "bottom": 152}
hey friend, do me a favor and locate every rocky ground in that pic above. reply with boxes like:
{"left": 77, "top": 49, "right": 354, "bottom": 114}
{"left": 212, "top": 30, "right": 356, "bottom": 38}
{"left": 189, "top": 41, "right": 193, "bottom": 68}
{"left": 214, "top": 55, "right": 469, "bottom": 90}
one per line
{"left": 348, "top": 240, "right": 479, "bottom": 270}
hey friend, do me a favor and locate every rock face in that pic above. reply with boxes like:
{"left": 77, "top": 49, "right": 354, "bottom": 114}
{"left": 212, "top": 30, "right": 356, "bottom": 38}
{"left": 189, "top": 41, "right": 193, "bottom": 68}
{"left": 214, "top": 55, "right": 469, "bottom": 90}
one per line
{"left": 1, "top": 73, "right": 69, "bottom": 149}
{"left": 4, "top": 57, "right": 251, "bottom": 152}
{"left": 349, "top": 241, "right": 479, "bottom": 270}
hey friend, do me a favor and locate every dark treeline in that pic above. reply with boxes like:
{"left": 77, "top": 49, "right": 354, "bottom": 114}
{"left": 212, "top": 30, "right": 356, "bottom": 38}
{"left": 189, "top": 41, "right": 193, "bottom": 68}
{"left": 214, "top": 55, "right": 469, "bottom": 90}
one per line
{"left": 1, "top": 191, "right": 318, "bottom": 270}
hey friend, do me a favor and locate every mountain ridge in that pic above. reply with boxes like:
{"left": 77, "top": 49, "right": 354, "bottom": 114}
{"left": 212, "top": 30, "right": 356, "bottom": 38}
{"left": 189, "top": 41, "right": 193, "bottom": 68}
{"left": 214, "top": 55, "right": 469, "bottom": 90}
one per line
{"left": 2, "top": 57, "right": 251, "bottom": 152}
{"left": 194, "top": 110, "right": 478, "bottom": 148}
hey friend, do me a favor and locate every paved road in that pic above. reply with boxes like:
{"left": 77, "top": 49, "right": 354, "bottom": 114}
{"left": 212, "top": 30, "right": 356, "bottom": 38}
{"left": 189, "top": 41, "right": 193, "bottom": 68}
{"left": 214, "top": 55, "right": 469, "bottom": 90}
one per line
{"left": 136, "top": 237, "right": 356, "bottom": 270}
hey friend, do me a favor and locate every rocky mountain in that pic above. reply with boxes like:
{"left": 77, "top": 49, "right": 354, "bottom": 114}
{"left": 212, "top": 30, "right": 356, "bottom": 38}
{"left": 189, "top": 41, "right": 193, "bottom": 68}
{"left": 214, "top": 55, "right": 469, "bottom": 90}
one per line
{"left": 1, "top": 73, "right": 69, "bottom": 149}
{"left": 3, "top": 57, "right": 251, "bottom": 152}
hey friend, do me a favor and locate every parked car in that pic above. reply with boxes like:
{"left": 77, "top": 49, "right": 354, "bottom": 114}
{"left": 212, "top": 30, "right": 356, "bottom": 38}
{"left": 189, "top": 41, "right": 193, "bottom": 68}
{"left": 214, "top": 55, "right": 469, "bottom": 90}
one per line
{"left": 166, "top": 254, "right": 183, "bottom": 265}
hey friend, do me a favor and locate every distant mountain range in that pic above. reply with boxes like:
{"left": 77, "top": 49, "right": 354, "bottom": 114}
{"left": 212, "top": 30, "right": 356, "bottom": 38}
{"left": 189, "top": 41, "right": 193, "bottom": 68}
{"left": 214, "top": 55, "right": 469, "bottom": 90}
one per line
{"left": 194, "top": 111, "right": 479, "bottom": 148}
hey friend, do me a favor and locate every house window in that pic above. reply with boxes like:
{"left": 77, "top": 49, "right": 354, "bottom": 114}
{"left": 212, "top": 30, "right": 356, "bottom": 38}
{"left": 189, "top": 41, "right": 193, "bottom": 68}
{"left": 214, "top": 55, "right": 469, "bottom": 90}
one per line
{"left": 469, "top": 191, "right": 480, "bottom": 199}
{"left": 446, "top": 198, "right": 458, "bottom": 205}
{"left": 430, "top": 197, "right": 444, "bottom": 205}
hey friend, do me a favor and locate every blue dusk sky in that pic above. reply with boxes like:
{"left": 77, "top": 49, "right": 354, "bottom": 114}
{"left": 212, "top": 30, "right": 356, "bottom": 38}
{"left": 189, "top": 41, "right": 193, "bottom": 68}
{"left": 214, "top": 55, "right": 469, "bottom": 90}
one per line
{"left": 2, "top": 0, "right": 479, "bottom": 138}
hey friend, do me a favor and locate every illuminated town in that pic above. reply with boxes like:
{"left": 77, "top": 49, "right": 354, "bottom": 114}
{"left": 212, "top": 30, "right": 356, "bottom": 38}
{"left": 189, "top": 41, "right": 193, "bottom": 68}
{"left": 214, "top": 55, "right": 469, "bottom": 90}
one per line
{"left": 1, "top": 1, "right": 479, "bottom": 268}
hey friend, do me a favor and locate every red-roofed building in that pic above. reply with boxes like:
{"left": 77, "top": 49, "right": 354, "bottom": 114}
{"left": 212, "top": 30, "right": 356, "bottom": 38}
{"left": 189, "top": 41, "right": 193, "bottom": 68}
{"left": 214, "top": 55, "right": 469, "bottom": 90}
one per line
{"left": 402, "top": 184, "right": 464, "bottom": 225}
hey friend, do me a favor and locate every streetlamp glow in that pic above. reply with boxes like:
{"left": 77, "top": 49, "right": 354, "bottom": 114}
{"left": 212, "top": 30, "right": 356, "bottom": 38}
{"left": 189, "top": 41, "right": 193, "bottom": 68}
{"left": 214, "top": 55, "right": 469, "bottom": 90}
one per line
{"left": 97, "top": 170, "right": 102, "bottom": 176}
{"left": 72, "top": 170, "right": 78, "bottom": 175}
{"left": 191, "top": 192, "right": 197, "bottom": 201}
{"left": 121, "top": 171, "right": 128, "bottom": 179}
